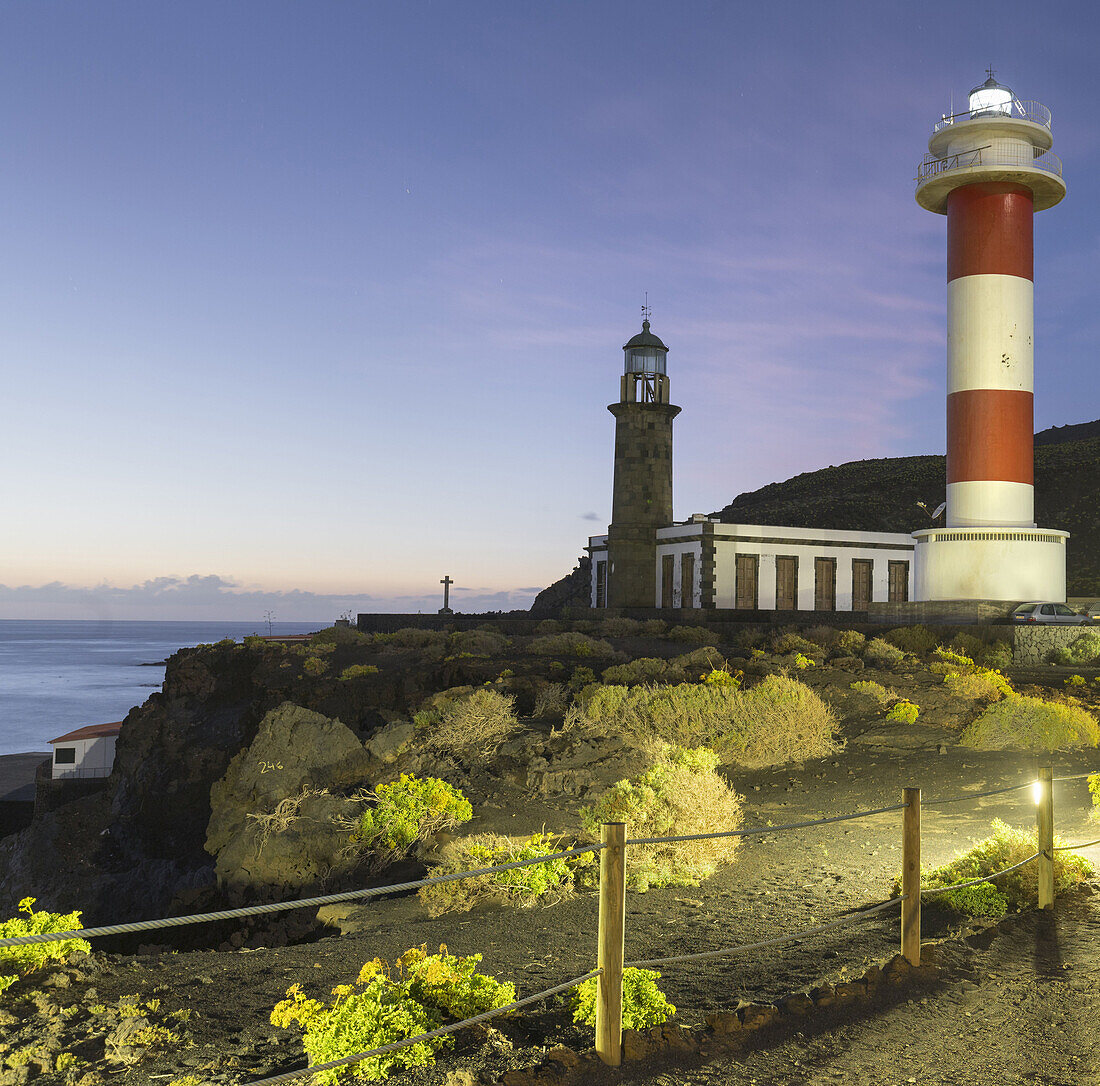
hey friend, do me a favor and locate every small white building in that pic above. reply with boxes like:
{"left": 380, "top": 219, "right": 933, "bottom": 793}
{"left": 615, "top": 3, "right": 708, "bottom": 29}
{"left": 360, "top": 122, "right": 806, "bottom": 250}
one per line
{"left": 49, "top": 722, "right": 122, "bottom": 780}
{"left": 589, "top": 519, "right": 914, "bottom": 612}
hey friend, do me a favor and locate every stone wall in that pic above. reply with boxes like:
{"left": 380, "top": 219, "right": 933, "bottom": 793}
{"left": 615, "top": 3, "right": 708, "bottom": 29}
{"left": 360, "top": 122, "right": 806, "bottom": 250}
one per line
{"left": 1013, "top": 625, "right": 1095, "bottom": 666}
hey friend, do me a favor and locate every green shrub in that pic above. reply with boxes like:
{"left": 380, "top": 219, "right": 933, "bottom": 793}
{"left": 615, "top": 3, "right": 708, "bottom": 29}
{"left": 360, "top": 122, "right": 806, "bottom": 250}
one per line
{"left": 598, "top": 617, "right": 644, "bottom": 638}
{"left": 772, "top": 632, "right": 821, "bottom": 656}
{"left": 833, "top": 629, "right": 866, "bottom": 655}
{"left": 943, "top": 667, "right": 1013, "bottom": 700}
{"left": 863, "top": 637, "right": 905, "bottom": 668}
{"left": 601, "top": 658, "right": 669, "bottom": 685}
{"left": 1051, "top": 631, "right": 1100, "bottom": 667}
{"left": 701, "top": 667, "right": 743, "bottom": 687}
{"left": 980, "top": 640, "right": 1014, "bottom": 670}
{"left": 386, "top": 628, "right": 448, "bottom": 650}
{"left": 670, "top": 646, "right": 725, "bottom": 673}
{"left": 791, "top": 652, "right": 815, "bottom": 670}
{"left": 640, "top": 619, "right": 668, "bottom": 637}
{"left": 913, "top": 818, "right": 1092, "bottom": 916}
{"left": 0, "top": 898, "right": 92, "bottom": 996}
{"left": 959, "top": 696, "right": 1100, "bottom": 751}
{"left": 339, "top": 664, "right": 380, "bottom": 681}
{"left": 575, "top": 675, "right": 839, "bottom": 767}
{"left": 355, "top": 776, "right": 472, "bottom": 854}
{"left": 570, "top": 967, "right": 674, "bottom": 1032}
{"left": 415, "top": 688, "right": 519, "bottom": 752}
{"left": 526, "top": 632, "right": 617, "bottom": 657}
{"left": 885, "top": 699, "right": 919, "bottom": 724}
{"left": 271, "top": 948, "right": 514, "bottom": 1084}
{"left": 419, "top": 833, "right": 592, "bottom": 916}
{"left": 243, "top": 635, "right": 267, "bottom": 649}
{"left": 533, "top": 619, "right": 562, "bottom": 634}
{"left": 849, "top": 680, "right": 893, "bottom": 706}
{"left": 580, "top": 747, "right": 742, "bottom": 891}
{"left": 1089, "top": 773, "right": 1100, "bottom": 821}
{"left": 449, "top": 630, "right": 510, "bottom": 656}
{"left": 882, "top": 626, "right": 940, "bottom": 656}
{"left": 949, "top": 632, "right": 985, "bottom": 660}
{"left": 310, "top": 625, "right": 372, "bottom": 646}
{"left": 667, "top": 625, "right": 720, "bottom": 645}
{"left": 932, "top": 882, "right": 1009, "bottom": 919}
{"left": 303, "top": 656, "right": 329, "bottom": 676}
{"left": 569, "top": 665, "right": 597, "bottom": 690}
{"left": 803, "top": 625, "right": 840, "bottom": 647}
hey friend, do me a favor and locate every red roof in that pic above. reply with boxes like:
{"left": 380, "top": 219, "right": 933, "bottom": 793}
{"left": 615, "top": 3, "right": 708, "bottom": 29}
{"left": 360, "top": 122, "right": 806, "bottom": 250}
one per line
{"left": 50, "top": 722, "right": 124, "bottom": 744}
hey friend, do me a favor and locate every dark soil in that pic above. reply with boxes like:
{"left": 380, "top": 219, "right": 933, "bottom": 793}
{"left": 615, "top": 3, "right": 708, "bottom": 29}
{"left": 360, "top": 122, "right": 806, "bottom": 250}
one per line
{"left": 4, "top": 662, "right": 1100, "bottom": 1085}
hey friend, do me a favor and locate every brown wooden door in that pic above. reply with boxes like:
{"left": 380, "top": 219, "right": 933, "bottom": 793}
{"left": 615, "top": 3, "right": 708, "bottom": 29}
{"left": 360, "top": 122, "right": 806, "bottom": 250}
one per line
{"left": 852, "top": 559, "right": 872, "bottom": 611}
{"left": 680, "top": 554, "right": 695, "bottom": 608}
{"left": 775, "top": 556, "right": 797, "bottom": 611}
{"left": 735, "top": 554, "right": 758, "bottom": 609}
{"left": 814, "top": 558, "right": 836, "bottom": 611}
{"left": 888, "top": 561, "right": 909, "bottom": 603}
{"left": 661, "top": 555, "right": 675, "bottom": 608}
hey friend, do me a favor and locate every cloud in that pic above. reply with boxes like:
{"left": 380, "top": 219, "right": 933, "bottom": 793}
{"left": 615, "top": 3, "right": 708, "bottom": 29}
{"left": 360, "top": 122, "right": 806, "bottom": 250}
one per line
{"left": 580, "top": 511, "right": 601, "bottom": 521}
{"left": 0, "top": 576, "right": 543, "bottom": 621}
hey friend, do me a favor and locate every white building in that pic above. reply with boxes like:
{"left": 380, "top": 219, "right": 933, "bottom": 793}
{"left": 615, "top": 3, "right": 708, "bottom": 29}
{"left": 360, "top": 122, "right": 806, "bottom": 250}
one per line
{"left": 49, "top": 722, "right": 122, "bottom": 780}
{"left": 589, "top": 519, "right": 913, "bottom": 612}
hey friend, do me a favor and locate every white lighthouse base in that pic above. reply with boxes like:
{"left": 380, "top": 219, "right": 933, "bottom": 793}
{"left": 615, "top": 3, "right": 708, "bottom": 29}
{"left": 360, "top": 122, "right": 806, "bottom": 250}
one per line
{"left": 912, "top": 527, "right": 1068, "bottom": 602}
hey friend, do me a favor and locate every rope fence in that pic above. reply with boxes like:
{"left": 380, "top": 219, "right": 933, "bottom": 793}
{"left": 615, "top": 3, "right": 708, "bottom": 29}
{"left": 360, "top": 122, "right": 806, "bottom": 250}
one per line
{"left": 6, "top": 764, "right": 1097, "bottom": 1075}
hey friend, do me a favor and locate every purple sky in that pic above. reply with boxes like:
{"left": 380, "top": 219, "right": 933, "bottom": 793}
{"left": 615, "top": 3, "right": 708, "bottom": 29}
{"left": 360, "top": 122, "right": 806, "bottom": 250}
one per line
{"left": 2, "top": 2, "right": 1097, "bottom": 620}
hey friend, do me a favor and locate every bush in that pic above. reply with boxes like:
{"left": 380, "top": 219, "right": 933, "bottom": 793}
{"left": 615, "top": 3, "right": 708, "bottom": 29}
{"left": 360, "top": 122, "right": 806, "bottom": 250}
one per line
{"left": 667, "top": 625, "right": 720, "bottom": 645}
{"left": 885, "top": 699, "right": 919, "bottom": 724}
{"left": 790, "top": 652, "right": 815, "bottom": 670}
{"left": 303, "top": 656, "right": 329, "bottom": 676}
{"left": 959, "top": 696, "right": 1100, "bottom": 751}
{"left": 526, "top": 632, "right": 617, "bottom": 657}
{"left": 598, "top": 617, "right": 644, "bottom": 638}
{"left": 882, "top": 625, "right": 940, "bottom": 656}
{"left": 931, "top": 881, "right": 1009, "bottom": 919}
{"left": 533, "top": 619, "right": 562, "bottom": 635}
{"left": 416, "top": 688, "right": 519, "bottom": 752}
{"left": 833, "top": 629, "right": 866, "bottom": 655}
{"left": 571, "top": 967, "right": 674, "bottom": 1032}
{"left": 943, "top": 668, "right": 1012, "bottom": 701}
{"left": 701, "top": 667, "right": 743, "bottom": 687}
{"left": 640, "top": 619, "right": 668, "bottom": 637}
{"left": 355, "top": 776, "right": 473, "bottom": 854}
{"left": 339, "top": 664, "right": 380, "bottom": 681}
{"left": 980, "top": 640, "right": 1014, "bottom": 670}
{"left": 1051, "top": 631, "right": 1100, "bottom": 667}
{"left": 803, "top": 625, "right": 840, "bottom": 647}
{"left": 448, "top": 630, "right": 510, "bottom": 656}
{"left": 0, "top": 898, "right": 92, "bottom": 996}
{"left": 532, "top": 683, "right": 570, "bottom": 720}
{"left": 913, "top": 818, "right": 1092, "bottom": 916}
{"left": 580, "top": 747, "right": 742, "bottom": 891}
{"left": 948, "top": 632, "right": 984, "bottom": 660}
{"left": 575, "top": 675, "right": 839, "bottom": 767}
{"left": 419, "top": 833, "right": 592, "bottom": 916}
{"left": 772, "top": 632, "right": 821, "bottom": 657}
{"left": 271, "top": 948, "right": 514, "bottom": 1084}
{"left": 849, "top": 680, "right": 893, "bottom": 707}
{"left": 601, "top": 658, "right": 669, "bottom": 685}
{"left": 386, "top": 628, "right": 448, "bottom": 650}
{"left": 670, "top": 646, "right": 726, "bottom": 673}
{"left": 310, "top": 625, "right": 372, "bottom": 647}
{"left": 863, "top": 637, "right": 905, "bottom": 668}
{"left": 1089, "top": 774, "right": 1100, "bottom": 821}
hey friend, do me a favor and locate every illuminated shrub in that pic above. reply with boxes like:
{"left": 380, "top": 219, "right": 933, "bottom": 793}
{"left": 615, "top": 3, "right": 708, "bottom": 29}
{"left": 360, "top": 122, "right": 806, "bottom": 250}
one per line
{"left": 270, "top": 947, "right": 514, "bottom": 1084}
{"left": 849, "top": 680, "right": 893, "bottom": 706}
{"left": 833, "top": 629, "right": 866, "bottom": 655}
{"left": 415, "top": 688, "right": 519, "bottom": 752}
{"left": 884, "top": 699, "right": 919, "bottom": 724}
{"left": 580, "top": 747, "right": 742, "bottom": 890}
{"left": 912, "top": 819, "right": 1092, "bottom": 916}
{"left": 419, "top": 833, "right": 592, "bottom": 916}
{"left": 1089, "top": 774, "right": 1100, "bottom": 822}
{"left": 701, "top": 667, "right": 743, "bottom": 687}
{"left": 791, "top": 652, "right": 815, "bottom": 670}
{"left": 355, "top": 775, "right": 472, "bottom": 855}
{"left": 948, "top": 632, "right": 984, "bottom": 659}
{"left": 571, "top": 967, "right": 674, "bottom": 1031}
{"left": 303, "top": 656, "right": 329, "bottom": 676}
{"left": 863, "top": 637, "right": 905, "bottom": 668}
{"left": 960, "top": 696, "right": 1100, "bottom": 751}
{"left": 601, "top": 658, "right": 670, "bottom": 685}
{"left": 532, "top": 682, "right": 570, "bottom": 720}
{"left": 0, "top": 898, "right": 92, "bottom": 996}
{"left": 670, "top": 646, "right": 726, "bottom": 673}
{"left": 339, "top": 664, "right": 379, "bottom": 681}
{"left": 310, "top": 625, "right": 372, "bottom": 647}
{"left": 772, "top": 632, "right": 821, "bottom": 657}
{"left": 944, "top": 668, "right": 1013, "bottom": 701}
{"left": 1051, "top": 631, "right": 1100, "bottom": 667}
{"left": 979, "top": 640, "right": 1014, "bottom": 670}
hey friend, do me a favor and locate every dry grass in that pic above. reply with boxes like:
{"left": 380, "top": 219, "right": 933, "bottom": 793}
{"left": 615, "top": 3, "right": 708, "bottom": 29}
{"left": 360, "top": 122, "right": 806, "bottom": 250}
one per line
{"left": 532, "top": 683, "right": 571, "bottom": 720}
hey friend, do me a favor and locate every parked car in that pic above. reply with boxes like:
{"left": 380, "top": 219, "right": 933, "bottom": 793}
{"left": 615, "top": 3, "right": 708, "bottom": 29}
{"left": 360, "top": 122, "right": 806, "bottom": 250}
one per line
{"left": 1010, "top": 602, "right": 1092, "bottom": 625}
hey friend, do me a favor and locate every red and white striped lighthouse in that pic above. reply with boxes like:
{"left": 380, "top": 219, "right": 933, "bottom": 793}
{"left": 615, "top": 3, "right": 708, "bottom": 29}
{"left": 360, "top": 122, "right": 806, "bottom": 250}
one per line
{"left": 913, "top": 73, "right": 1069, "bottom": 601}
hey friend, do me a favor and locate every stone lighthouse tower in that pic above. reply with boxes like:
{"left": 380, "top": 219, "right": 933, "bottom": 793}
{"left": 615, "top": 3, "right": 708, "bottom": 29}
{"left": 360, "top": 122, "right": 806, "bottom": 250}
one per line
{"left": 605, "top": 315, "right": 681, "bottom": 607}
{"left": 913, "top": 72, "right": 1069, "bottom": 601}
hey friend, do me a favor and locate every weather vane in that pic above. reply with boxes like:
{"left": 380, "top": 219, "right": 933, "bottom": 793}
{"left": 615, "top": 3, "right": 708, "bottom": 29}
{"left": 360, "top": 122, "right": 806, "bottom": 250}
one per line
{"left": 986, "top": 65, "right": 996, "bottom": 81}
{"left": 642, "top": 291, "right": 651, "bottom": 323}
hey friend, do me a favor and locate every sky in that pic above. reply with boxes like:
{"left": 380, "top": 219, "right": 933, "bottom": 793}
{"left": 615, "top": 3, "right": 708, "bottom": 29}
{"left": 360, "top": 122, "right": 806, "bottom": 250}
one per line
{"left": 1, "top": 1, "right": 1098, "bottom": 620}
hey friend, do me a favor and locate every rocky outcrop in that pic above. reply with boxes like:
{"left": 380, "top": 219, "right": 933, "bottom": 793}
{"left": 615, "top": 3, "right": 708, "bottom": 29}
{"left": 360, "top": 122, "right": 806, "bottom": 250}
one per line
{"left": 205, "top": 703, "right": 374, "bottom": 902}
{"left": 530, "top": 556, "right": 591, "bottom": 615}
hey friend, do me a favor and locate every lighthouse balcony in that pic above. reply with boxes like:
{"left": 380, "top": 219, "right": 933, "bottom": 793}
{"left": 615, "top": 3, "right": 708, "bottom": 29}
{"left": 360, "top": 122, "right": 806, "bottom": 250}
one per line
{"left": 915, "top": 142, "right": 1065, "bottom": 213}
{"left": 932, "top": 98, "right": 1051, "bottom": 133}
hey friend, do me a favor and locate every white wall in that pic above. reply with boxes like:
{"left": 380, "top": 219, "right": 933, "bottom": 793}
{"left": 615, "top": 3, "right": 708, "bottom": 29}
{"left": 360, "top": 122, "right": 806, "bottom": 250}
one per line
{"left": 52, "top": 735, "right": 116, "bottom": 780}
{"left": 655, "top": 539, "right": 703, "bottom": 607}
{"left": 913, "top": 530, "right": 1067, "bottom": 601}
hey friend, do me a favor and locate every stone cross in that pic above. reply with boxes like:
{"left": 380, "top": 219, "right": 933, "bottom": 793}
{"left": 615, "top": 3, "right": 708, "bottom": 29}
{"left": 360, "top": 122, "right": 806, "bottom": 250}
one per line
{"left": 439, "top": 575, "right": 454, "bottom": 615}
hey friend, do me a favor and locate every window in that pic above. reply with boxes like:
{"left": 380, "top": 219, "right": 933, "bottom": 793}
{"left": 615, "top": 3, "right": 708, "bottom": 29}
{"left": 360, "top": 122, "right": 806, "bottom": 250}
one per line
{"left": 595, "top": 561, "right": 607, "bottom": 608}
{"left": 1041, "top": 605, "right": 1055, "bottom": 615}
{"left": 54, "top": 747, "right": 76, "bottom": 764}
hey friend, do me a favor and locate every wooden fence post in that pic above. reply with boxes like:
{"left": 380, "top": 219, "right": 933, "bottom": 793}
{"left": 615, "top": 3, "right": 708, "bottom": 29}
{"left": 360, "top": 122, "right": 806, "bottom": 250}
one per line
{"left": 595, "top": 822, "right": 626, "bottom": 1067}
{"left": 1037, "top": 766, "right": 1054, "bottom": 910}
{"left": 901, "top": 787, "right": 921, "bottom": 966}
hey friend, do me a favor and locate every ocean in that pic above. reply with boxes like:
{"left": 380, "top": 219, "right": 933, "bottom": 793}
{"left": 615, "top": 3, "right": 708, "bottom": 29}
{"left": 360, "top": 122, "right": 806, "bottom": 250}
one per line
{"left": 0, "top": 619, "right": 327, "bottom": 757}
